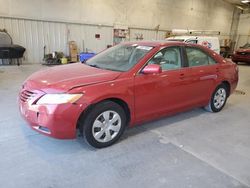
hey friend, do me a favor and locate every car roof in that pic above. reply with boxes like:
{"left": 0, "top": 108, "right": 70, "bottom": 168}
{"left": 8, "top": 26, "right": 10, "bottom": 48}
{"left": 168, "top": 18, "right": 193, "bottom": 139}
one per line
{"left": 122, "top": 40, "right": 186, "bottom": 47}
{"left": 121, "top": 40, "right": 211, "bottom": 50}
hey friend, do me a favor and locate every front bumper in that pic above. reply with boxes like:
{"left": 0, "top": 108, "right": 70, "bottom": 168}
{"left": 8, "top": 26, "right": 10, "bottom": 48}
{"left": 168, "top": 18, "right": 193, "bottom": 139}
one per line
{"left": 232, "top": 54, "right": 250, "bottom": 63}
{"left": 19, "top": 91, "right": 86, "bottom": 139}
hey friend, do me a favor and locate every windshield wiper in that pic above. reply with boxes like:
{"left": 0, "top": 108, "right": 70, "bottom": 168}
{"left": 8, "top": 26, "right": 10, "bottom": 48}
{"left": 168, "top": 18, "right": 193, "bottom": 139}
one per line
{"left": 85, "top": 63, "right": 123, "bottom": 72}
{"left": 86, "top": 64, "right": 101, "bottom": 68}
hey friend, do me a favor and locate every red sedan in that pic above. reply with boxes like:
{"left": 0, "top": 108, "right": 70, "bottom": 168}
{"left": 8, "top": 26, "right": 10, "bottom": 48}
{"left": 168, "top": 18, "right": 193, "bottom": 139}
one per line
{"left": 19, "top": 41, "right": 238, "bottom": 148}
{"left": 232, "top": 43, "right": 250, "bottom": 64}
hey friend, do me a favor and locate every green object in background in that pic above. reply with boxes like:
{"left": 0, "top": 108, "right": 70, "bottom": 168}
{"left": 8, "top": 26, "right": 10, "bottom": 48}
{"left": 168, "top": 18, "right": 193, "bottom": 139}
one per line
{"left": 61, "top": 58, "right": 67, "bottom": 64}
{"left": 43, "top": 51, "right": 65, "bottom": 65}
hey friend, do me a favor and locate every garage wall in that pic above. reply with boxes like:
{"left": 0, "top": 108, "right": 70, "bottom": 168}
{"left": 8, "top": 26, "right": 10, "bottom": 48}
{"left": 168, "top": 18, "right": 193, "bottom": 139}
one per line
{"left": 0, "top": 16, "right": 168, "bottom": 63}
{"left": 0, "top": 0, "right": 235, "bottom": 63}
{"left": 129, "top": 29, "right": 166, "bottom": 41}
{"left": 236, "top": 13, "right": 250, "bottom": 49}
{"left": 0, "top": 0, "right": 234, "bottom": 33}
{"left": 0, "top": 17, "right": 113, "bottom": 63}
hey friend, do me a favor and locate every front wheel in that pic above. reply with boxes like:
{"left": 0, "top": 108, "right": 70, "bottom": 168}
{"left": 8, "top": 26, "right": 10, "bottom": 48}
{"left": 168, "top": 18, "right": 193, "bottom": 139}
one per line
{"left": 81, "top": 101, "right": 126, "bottom": 148}
{"left": 205, "top": 84, "right": 228, "bottom": 112}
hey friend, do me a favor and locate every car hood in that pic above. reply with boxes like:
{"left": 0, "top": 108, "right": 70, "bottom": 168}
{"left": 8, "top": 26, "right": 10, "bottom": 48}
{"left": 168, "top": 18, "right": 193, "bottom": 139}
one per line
{"left": 236, "top": 48, "right": 250, "bottom": 53}
{"left": 24, "top": 63, "right": 121, "bottom": 93}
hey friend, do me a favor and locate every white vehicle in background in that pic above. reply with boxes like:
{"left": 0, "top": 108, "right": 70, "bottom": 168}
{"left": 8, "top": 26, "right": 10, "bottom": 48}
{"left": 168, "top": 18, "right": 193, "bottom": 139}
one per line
{"left": 166, "top": 36, "right": 220, "bottom": 54}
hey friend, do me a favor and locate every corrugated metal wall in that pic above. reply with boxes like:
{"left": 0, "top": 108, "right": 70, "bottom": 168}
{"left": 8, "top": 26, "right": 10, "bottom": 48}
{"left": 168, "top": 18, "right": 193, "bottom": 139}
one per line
{"left": 1, "top": 16, "right": 234, "bottom": 64}
{"left": 0, "top": 16, "right": 169, "bottom": 63}
{"left": 0, "top": 17, "right": 113, "bottom": 63}
{"left": 129, "top": 28, "right": 166, "bottom": 41}
{"left": 0, "top": 17, "right": 169, "bottom": 64}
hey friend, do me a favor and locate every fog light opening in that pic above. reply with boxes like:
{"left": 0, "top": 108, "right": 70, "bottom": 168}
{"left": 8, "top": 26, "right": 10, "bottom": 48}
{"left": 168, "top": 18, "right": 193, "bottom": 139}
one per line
{"left": 37, "top": 126, "right": 51, "bottom": 134}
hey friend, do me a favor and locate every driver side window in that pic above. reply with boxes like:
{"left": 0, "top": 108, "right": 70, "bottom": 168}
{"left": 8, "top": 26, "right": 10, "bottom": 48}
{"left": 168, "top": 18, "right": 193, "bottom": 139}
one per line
{"left": 148, "top": 47, "right": 182, "bottom": 70}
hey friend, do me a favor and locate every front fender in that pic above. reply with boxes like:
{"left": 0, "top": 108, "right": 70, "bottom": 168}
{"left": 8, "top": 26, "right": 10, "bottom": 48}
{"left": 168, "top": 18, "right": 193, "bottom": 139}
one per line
{"left": 69, "top": 78, "right": 135, "bottom": 125}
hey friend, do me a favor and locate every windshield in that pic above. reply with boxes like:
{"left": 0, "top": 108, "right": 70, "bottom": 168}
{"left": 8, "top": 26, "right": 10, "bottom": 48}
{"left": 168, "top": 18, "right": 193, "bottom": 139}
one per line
{"left": 241, "top": 43, "right": 250, "bottom": 49}
{"left": 85, "top": 44, "right": 153, "bottom": 72}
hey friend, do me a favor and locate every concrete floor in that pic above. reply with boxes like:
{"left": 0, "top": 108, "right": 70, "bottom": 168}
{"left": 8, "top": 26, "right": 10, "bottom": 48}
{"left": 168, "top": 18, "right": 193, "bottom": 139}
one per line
{"left": 0, "top": 63, "right": 250, "bottom": 188}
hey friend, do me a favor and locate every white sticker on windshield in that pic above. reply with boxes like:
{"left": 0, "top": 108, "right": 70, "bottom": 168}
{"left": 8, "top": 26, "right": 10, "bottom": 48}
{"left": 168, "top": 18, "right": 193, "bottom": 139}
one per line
{"left": 136, "top": 46, "right": 153, "bottom": 51}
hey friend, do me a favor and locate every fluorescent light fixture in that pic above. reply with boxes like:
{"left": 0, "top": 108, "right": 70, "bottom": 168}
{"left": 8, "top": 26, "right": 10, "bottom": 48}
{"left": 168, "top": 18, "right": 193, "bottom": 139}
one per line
{"left": 241, "top": 0, "right": 250, "bottom": 3}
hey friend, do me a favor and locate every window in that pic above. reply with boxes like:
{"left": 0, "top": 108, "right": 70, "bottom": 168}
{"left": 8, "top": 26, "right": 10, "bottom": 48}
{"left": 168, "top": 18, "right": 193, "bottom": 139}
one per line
{"left": 186, "top": 47, "right": 209, "bottom": 67}
{"left": 186, "top": 47, "right": 217, "bottom": 67}
{"left": 148, "top": 47, "right": 182, "bottom": 70}
{"left": 86, "top": 44, "right": 153, "bottom": 72}
{"left": 208, "top": 56, "right": 217, "bottom": 65}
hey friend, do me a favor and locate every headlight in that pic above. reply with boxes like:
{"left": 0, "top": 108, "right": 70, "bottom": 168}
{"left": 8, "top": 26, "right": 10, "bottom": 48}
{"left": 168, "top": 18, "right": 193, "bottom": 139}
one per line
{"left": 36, "top": 94, "right": 83, "bottom": 105}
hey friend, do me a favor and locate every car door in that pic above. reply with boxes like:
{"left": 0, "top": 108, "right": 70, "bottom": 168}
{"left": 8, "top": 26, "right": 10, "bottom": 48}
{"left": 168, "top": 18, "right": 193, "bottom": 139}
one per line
{"left": 185, "top": 46, "right": 219, "bottom": 104}
{"left": 134, "top": 46, "right": 193, "bottom": 122}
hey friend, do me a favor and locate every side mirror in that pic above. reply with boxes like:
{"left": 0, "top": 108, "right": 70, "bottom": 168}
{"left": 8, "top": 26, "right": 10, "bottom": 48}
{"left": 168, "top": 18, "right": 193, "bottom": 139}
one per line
{"left": 142, "top": 64, "right": 162, "bottom": 74}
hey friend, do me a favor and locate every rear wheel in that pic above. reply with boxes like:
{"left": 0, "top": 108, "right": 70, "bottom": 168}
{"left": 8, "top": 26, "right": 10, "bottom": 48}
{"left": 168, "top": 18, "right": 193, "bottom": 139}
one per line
{"left": 81, "top": 101, "right": 126, "bottom": 148}
{"left": 205, "top": 84, "right": 228, "bottom": 112}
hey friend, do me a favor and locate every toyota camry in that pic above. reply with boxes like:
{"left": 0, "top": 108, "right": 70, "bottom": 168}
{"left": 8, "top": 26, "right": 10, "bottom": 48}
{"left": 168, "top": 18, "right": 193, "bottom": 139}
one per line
{"left": 19, "top": 41, "right": 238, "bottom": 148}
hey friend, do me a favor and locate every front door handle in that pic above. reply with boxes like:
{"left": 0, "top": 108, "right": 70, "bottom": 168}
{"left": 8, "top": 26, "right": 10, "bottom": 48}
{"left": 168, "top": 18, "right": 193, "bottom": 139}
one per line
{"left": 160, "top": 74, "right": 168, "bottom": 78}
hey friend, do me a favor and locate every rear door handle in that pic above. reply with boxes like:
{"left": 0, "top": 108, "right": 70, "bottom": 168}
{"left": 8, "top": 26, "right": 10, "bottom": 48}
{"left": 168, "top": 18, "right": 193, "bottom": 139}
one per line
{"left": 179, "top": 73, "right": 185, "bottom": 79}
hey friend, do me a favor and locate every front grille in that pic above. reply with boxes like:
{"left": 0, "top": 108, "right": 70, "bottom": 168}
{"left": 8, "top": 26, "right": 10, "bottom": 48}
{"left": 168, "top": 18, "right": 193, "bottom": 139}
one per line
{"left": 237, "top": 52, "right": 250, "bottom": 56}
{"left": 20, "top": 90, "right": 36, "bottom": 102}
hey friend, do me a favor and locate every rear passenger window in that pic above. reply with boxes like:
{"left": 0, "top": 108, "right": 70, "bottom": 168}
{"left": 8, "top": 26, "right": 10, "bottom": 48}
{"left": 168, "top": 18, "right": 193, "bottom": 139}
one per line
{"left": 148, "top": 47, "right": 182, "bottom": 70}
{"left": 186, "top": 47, "right": 209, "bottom": 67}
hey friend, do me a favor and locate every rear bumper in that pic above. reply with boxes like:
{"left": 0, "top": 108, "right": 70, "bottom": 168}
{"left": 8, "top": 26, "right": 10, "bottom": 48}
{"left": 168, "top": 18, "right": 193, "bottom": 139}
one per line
{"left": 19, "top": 100, "right": 86, "bottom": 139}
{"left": 231, "top": 79, "right": 238, "bottom": 95}
{"left": 230, "top": 66, "right": 239, "bottom": 95}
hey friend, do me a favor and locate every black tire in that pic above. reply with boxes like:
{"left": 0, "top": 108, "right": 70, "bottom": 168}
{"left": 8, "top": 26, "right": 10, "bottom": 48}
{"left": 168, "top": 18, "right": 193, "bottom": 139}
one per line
{"left": 205, "top": 84, "right": 228, "bottom": 113}
{"left": 81, "top": 101, "right": 126, "bottom": 148}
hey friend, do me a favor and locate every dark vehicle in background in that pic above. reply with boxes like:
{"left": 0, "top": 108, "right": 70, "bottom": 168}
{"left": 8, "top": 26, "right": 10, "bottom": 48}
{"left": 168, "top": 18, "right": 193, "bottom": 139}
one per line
{"left": 0, "top": 29, "right": 25, "bottom": 65}
{"left": 232, "top": 43, "right": 250, "bottom": 64}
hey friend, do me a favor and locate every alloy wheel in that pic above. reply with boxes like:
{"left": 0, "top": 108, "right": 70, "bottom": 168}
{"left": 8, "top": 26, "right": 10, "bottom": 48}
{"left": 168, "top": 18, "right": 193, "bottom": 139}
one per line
{"left": 213, "top": 88, "right": 226, "bottom": 109}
